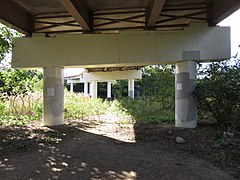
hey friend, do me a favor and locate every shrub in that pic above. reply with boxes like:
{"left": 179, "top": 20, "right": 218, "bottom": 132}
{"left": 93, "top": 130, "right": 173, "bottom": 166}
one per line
{"left": 112, "top": 65, "right": 175, "bottom": 124}
{"left": 118, "top": 97, "right": 174, "bottom": 124}
{"left": 64, "top": 91, "right": 108, "bottom": 120}
{"left": 0, "top": 25, "right": 17, "bottom": 61}
{"left": 112, "top": 65, "right": 175, "bottom": 100}
{"left": 0, "top": 68, "right": 43, "bottom": 95}
{"left": 195, "top": 60, "right": 240, "bottom": 132}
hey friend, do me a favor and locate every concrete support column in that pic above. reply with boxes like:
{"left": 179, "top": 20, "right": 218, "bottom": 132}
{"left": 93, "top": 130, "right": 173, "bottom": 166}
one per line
{"left": 70, "top": 83, "right": 74, "bottom": 93}
{"left": 128, "top": 79, "right": 135, "bottom": 99}
{"left": 43, "top": 67, "right": 64, "bottom": 126}
{"left": 175, "top": 61, "right": 197, "bottom": 128}
{"left": 107, "top": 81, "right": 112, "bottom": 99}
{"left": 91, "top": 81, "right": 98, "bottom": 98}
{"left": 84, "top": 82, "right": 88, "bottom": 95}
{"left": 89, "top": 82, "right": 93, "bottom": 97}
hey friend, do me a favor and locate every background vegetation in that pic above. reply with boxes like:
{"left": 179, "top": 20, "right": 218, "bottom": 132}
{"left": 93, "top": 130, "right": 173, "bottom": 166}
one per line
{"left": 0, "top": 24, "right": 240, "bottom": 132}
{"left": 195, "top": 60, "right": 240, "bottom": 132}
{"left": 0, "top": 25, "right": 13, "bottom": 61}
{"left": 0, "top": 24, "right": 43, "bottom": 126}
{"left": 112, "top": 65, "right": 175, "bottom": 123}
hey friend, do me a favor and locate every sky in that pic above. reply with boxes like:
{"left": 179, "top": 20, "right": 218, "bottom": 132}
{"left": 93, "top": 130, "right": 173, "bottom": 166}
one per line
{"left": 218, "top": 9, "right": 240, "bottom": 58}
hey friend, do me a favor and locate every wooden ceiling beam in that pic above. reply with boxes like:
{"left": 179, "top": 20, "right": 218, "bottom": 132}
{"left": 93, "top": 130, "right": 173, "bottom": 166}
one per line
{"left": 157, "top": 11, "right": 206, "bottom": 24}
{"left": 94, "top": 17, "right": 145, "bottom": 24}
{"left": 94, "top": 10, "right": 145, "bottom": 16}
{"left": 146, "top": 0, "right": 166, "bottom": 28}
{"left": 0, "top": 0, "right": 31, "bottom": 35}
{"left": 209, "top": 0, "right": 240, "bottom": 26}
{"left": 59, "top": 0, "right": 92, "bottom": 31}
{"left": 94, "top": 14, "right": 145, "bottom": 28}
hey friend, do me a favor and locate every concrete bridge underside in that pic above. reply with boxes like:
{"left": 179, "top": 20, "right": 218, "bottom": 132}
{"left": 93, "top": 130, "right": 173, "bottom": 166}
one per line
{"left": 12, "top": 23, "right": 230, "bottom": 128}
{"left": 0, "top": 0, "right": 238, "bottom": 128}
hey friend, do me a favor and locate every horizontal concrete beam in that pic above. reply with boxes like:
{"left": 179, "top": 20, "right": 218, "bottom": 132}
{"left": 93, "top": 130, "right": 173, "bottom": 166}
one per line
{"left": 66, "top": 79, "right": 80, "bottom": 84}
{"left": 12, "top": 23, "right": 230, "bottom": 69}
{"left": 81, "top": 70, "right": 142, "bottom": 82}
{"left": 66, "top": 70, "right": 142, "bottom": 83}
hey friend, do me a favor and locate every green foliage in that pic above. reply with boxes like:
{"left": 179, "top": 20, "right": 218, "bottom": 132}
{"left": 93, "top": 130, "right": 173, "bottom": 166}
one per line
{"left": 118, "top": 97, "right": 174, "bottom": 124}
{"left": 64, "top": 91, "right": 107, "bottom": 120}
{"left": 0, "top": 25, "right": 13, "bottom": 61}
{"left": 0, "top": 63, "right": 173, "bottom": 126}
{"left": 112, "top": 65, "right": 175, "bottom": 99}
{"left": 112, "top": 80, "right": 128, "bottom": 98}
{"left": 105, "top": 99, "right": 133, "bottom": 124}
{"left": 64, "top": 91, "right": 131, "bottom": 124}
{"left": 97, "top": 82, "right": 107, "bottom": 98}
{"left": 0, "top": 68, "right": 43, "bottom": 95}
{"left": 112, "top": 65, "right": 175, "bottom": 123}
{"left": 0, "top": 91, "right": 43, "bottom": 126}
{"left": 0, "top": 24, "right": 44, "bottom": 126}
{"left": 140, "top": 65, "right": 175, "bottom": 99}
{"left": 195, "top": 60, "right": 240, "bottom": 132}
{"left": 0, "top": 24, "right": 21, "bottom": 62}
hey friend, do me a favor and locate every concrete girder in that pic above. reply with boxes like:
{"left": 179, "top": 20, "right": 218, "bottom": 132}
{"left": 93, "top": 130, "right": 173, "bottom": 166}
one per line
{"left": 80, "top": 70, "right": 142, "bottom": 82}
{"left": 59, "top": 0, "right": 92, "bottom": 31}
{"left": 12, "top": 23, "right": 230, "bottom": 69}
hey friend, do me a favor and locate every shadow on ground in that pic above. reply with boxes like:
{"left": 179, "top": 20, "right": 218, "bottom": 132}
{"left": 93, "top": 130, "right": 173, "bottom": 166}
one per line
{"left": 0, "top": 122, "right": 235, "bottom": 180}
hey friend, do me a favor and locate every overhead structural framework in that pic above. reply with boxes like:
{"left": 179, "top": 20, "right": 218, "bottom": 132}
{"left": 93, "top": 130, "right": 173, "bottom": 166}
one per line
{"left": 0, "top": 0, "right": 239, "bottom": 35}
{"left": 0, "top": 0, "right": 31, "bottom": 35}
{"left": 209, "top": 0, "right": 240, "bottom": 26}
{"left": 59, "top": 0, "right": 92, "bottom": 31}
{"left": 146, "top": 0, "right": 166, "bottom": 28}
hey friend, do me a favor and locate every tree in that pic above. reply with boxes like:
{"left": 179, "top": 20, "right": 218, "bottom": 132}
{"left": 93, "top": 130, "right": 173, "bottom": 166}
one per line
{"left": 140, "top": 65, "right": 175, "bottom": 99}
{"left": 195, "top": 60, "right": 240, "bottom": 132}
{"left": 0, "top": 68, "right": 43, "bottom": 95}
{"left": 112, "top": 65, "right": 175, "bottom": 100}
{"left": 0, "top": 24, "right": 43, "bottom": 95}
{"left": 0, "top": 24, "right": 16, "bottom": 62}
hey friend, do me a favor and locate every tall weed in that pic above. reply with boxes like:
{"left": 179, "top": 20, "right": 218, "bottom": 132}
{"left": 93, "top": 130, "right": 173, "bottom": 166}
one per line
{"left": 64, "top": 92, "right": 107, "bottom": 120}
{"left": 0, "top": 91, "right": 42, "bottom": 126}
{"left": 118, "top": 97, "right": 174, "bottom": 123}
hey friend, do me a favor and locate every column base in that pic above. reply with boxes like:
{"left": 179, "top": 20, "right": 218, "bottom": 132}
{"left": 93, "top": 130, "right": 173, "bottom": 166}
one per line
{"left": 175, "top": 119, "right": 197, "bottom": 128}
{"left": 42, "top": 116, "right": 64, "bottom": 126}
{"left": 128, "top": 90, "right": 134, "bottom": 98}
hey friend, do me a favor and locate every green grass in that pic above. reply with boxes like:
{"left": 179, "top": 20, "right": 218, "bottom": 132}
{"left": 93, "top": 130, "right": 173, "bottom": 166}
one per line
{"left": 0, "top": 90, "right": 175, "bottom": 126}
{"left": 64, "top": 92, "right": 108, "bottom": 120}
{"left": 0, "top": 92, "right": 42, "bottom": 126}
{"left": 118, "top": 97, "right": 174, "bottom": 124}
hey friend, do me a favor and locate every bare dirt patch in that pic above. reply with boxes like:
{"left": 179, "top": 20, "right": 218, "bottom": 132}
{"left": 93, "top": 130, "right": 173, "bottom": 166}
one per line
{"left": 0, "top": 120, "right": 239, "bottom": 179}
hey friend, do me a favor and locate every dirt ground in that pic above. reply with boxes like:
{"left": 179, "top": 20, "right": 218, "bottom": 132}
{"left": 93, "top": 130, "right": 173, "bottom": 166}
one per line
{"left": 0, "top": 119, "right": 239, "bottom": 180}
